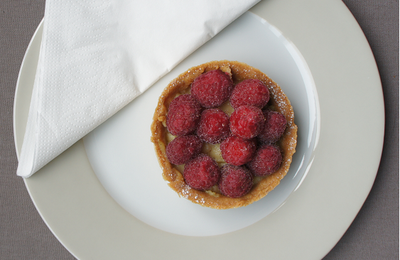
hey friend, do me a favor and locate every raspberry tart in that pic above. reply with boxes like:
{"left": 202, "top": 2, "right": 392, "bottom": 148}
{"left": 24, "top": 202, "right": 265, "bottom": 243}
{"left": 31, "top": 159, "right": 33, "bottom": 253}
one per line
{"left": 151, "top": 60, "right": 297, "bottom": 209}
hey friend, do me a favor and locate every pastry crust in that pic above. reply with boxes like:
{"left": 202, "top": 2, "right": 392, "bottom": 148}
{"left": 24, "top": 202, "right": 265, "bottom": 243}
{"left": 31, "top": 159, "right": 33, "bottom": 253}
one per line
{"left": 151, "top": 60, "right": 297, "bottom": 209}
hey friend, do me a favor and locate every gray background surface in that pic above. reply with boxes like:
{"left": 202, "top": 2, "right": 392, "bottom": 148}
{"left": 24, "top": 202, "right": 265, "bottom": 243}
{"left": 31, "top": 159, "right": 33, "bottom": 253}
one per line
{"left": 0, "top": 0, "right": 398, "bottom": 259}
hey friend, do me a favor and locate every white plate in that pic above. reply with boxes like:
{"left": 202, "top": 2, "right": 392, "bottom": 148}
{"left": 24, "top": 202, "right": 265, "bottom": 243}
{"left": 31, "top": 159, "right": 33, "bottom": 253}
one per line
{"left": 83, "top": 12, "right": 319, "bottom": 237}
{"left": 14, "top": 1, "right": 384, "bottom": 259}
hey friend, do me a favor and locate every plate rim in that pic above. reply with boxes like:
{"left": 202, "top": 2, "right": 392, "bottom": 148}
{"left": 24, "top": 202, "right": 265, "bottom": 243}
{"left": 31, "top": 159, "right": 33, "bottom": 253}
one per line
{"left": 14, "top": 1, "right": 385, "bottom": 259}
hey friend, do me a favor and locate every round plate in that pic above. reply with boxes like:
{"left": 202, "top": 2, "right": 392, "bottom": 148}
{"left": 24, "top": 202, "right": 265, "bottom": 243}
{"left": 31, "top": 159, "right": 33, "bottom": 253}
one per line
{"left": 14, "top": 1, "right": 384, "bottom": 259}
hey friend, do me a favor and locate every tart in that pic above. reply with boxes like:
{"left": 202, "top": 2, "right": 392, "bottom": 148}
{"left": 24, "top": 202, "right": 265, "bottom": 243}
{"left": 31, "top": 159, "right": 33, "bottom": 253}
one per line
{"left": 151, "top": 60, "right": 297, "bottom": 209}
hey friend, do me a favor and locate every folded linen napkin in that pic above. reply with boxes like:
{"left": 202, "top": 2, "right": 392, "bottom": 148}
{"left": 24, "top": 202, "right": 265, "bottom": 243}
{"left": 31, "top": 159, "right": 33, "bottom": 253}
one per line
{"left": 17, "top": 0, "right": 259, "bottom": 177}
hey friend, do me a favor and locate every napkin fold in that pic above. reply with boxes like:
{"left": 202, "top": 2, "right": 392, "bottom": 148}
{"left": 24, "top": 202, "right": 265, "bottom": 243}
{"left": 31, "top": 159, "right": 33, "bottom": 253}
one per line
{"left": 17, "top": 0, "right": 259, "bottom": 177}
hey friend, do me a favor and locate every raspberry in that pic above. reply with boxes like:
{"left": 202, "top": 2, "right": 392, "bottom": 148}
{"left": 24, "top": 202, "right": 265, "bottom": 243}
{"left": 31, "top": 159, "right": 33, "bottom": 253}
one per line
{"left": 220, "top": 136, "right": 256, "bottom": 166}
{"left": 166, "top": 94, "right": 202, "bottom": 136}
{"left": 183, "top": 154, "right": 220, "bottom": 190}
{"left": 218, "top": 165, "right": 253, "bottom": 198}
{"left": 196, "top": 108, "right": 230, "bottom": 144}
{"left": 247, "top": 144, "right": 282, "bottom": 176}
{"left": 166, "top": 135, "right": 203, "bottom": 165}
{"left": 229, "top": 105, "right": 265, "bottom": 139}
{"left": 191, "top": 70, "right": 234, "bottom": 108}
{"left": 258, "top": 109, "right": 287, "bottom": 143}
{"left": 230, "top": 79, "right": 270, "bottom": 109}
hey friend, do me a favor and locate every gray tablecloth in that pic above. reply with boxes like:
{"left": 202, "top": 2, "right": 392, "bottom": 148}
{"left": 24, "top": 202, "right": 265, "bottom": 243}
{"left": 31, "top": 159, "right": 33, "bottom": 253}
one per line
{"left": 1, "top": 0, "right": 398, "bottom": 259}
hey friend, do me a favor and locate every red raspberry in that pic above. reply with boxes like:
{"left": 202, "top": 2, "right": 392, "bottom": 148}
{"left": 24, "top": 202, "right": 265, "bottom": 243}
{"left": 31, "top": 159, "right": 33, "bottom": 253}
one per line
{"left": 230, "top": 79, "right": 270, "bottom": 109}
{"left": 218, "top": 165, "right": 253, "bottom": 198}
{"left": 191, "top": 70, "right": 234, "bottom": 108}
{"left": 196, "top": 108, "right": 230, "bottom": 144}
{"left": 220, "top": 136, "right": 256, "bottom": 166}
{"left": 183, "top": 154, "right": 220, "bottom": 190}
{"left": 166, "top": 94, "right": 202, "bottom": 136}
{"left": 229, "top": 105, "right": 265, "bottom": 139}
{"left": 258, "top": 109, "right": 287, "bottom": 143}
{"left": 166, "top": 135, "right": 203, "bottom": 165}
{"left": 247, "top": 144, "right": 282, "bottom": 176}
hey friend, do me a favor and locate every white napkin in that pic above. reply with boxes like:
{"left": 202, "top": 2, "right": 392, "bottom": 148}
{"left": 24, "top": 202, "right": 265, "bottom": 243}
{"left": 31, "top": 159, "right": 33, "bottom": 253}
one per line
{"left": 17, "top": 0, "right": 259, "bottom": 177}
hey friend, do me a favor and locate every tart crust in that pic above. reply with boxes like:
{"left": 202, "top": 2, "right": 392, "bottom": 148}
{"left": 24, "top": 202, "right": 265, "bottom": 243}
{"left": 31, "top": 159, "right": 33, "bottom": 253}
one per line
{"left": 151, "top": 60, "right": 297, "bottom": 209}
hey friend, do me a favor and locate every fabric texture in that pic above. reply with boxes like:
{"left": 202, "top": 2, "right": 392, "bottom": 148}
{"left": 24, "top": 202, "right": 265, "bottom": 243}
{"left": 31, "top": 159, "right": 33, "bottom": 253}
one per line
{"left": 0, "top": 0, "right": 398, "bottom": 259}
